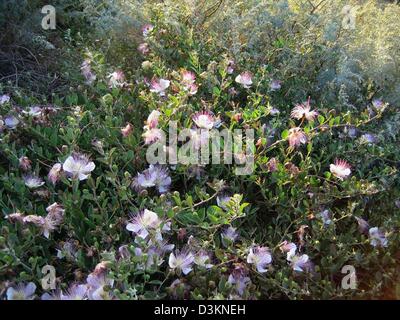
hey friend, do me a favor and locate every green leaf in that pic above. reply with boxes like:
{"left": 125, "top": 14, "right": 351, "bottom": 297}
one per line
{"left": 325, "top": 171, "right": 332, "bottom": 179}
{"left": 213, "top": 87, "right": 221, "bottom": 97}
{"left": 66, "top": 93, "right": 78, "bottom": 106}
{"left": 281, "top": 129, "right": 289, "bottom": 139}
{"left": 307, "top": 142, "right": 313, "bottom": 153}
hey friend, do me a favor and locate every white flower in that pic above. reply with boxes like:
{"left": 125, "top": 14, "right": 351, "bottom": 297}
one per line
{"left": 60, "top": 284, "right": 87, "bottom": 300}
{"left": 269, "top": 107, "right": 280, "bottom": 115}
{"left": 41, "top": 291, "right": 62, "bottom": 300}
{"left": 235, "top": 71, "right": 253, "bottom": 88}
{"left": 62, "top": 153, "right": 95, "bottom": 181}
{"left": 270, "top": 80, "right": 282, "bottom": 91}
{"left": 23, "top": 174, "right": 45, "bottom": 189}
{"left": 151, "top": 166, "right": 172, "bottom": 193}
{"left": 4, "top": 115, "right": 19, "bottom": 129}
{"left": 142, "top": 128, "right": 164, "bottom": 145}
{"left": 126, "top": 209, "right": 161, "bottom": 239}
{"left": 369, "top": 227, "right": 388, "bottom": 248}
{"left": 246, "top": 246, "right": 272, "bottom": 273}
{"left": 132, "top": 165, "right": 171, "bottom": 193}
{"left": 319, "top": 209, "right": 332, "bottom": 226}
{"left": 22, "top": 106, "right": 43, "bottom": 117}
{"left": 118, "top": 245, "right": 131, "bottom": 260}
{"left": 46, "top": 202, "right": 65, "bottom": 222}
{"left": 287, "top": 252, "right": 310, "bottom": 272}
{"left": 138, "top": 43, "right": 150, "bottom": 55}
{"left": 330, "top": 159, "right": 351, "bottom": 180}
{"left": 291, "top": 101, "right": 318, "bottom": 121}
{"left": 228, "top": 265, "right": 250, "bottom": 296}
{"left": 360, "top": 133, "right": 377, "bottom": 144}
{"left": 180, "top": 70, "right": 197, "bottom": 95}
{"left": 372, "top": 99, "right": 386, "bottom": 111}
{"left": 343, "top": 126, "right": 357, "bottom": 139}
{"left": 279, "top": 241, "right": 297, "bottom": 260}
{"left": 221, "top": 226, "right": 239, "bottom": 247}
{"left": 23, "top": 215, "right": 46, "bottom": 226}
{"left": 169, "top": 249, "right": 195, "bottom": 275}
{"left": 181, "top": 70, "right": 196, "bottom": 86}
{"left": 23, "top": 203, "right": 64, "bottom": 239}
{"left": 287, "top": 127, "right": 307, "bottom": 147}
{"left": 355, "top": 216, "right": 370, "bottom": 234}
{"left": 142, "top": 24, "right": 154, "bottom": 37}
{"left": 56, "top": 240, "right": 78, "bottom": 261}
{"left": 150, "top": 78, "right": 170, "bottom": 96}
{"left": 217, "top": 194, "right": 231, "bottom": 211}
{"left": 81, "top": 59, "right": 96, "bottom": 85}
{"left": 7, "top": 282, "right": 36, "bottom": 300}
{"left": 138, "top": 240, "right": 175, "bottom": 269}
{"left": 86, "top": 273, "right": 114, "bottom": 300}
{"left": 48, "top": 163, "right": 62, "bottom": 185}
{"left": 145, "top": 110, "right": 161, "bottom": 130}
{"left": 226, "top": 60, "right": 235, "bottom": 74}
{"left": 142, "top": 60, "right": 153, "bottom": 70}
{"left": 192, "top": 111, "right": 215, "bottom": 129}
{"left": 108, "top": 70, "right": 125, "bottom": 88}
{"left": 194, "top": 250, "right": 213, "bottom": 269}
{"left": 136, "top": 170, "right": 157, "bottom": 189}
{"left": 0, "top": 94, "right": 10, "bottom": 105}
{"left": 186, "top": 83, "right": 198, "bottom": 95}
{"left": 19, "top": 156, "right": 32, "bottom": 171}
{"left": 6, "top": 212, "right": 25, "bottom": 223}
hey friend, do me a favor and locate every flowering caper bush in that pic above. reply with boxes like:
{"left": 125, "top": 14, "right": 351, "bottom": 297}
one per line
{"left": 1, "top": 0, "right": 400, "bottom": 300}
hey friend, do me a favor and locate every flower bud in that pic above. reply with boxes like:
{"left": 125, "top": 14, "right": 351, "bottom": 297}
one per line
{"left": 141, "top": 61, "right": 152, "bottom": 70}
{"left": 19, "top": 156, "right": 32, "bottom": 171}
{"left": 121, "top": 123, "right": 133, "bottom": 137}
{"left": 173, "top": 206, "right": 180, "bottom": 213}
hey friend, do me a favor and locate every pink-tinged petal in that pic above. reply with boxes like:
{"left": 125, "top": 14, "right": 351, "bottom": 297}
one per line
{"left": 145, "top": 110, "right": 161, "bottom": 129}
{"left": 121, "top": 123, "right": 133, "bottom": 137}
{"left": 192, "top": 110, "right": 215, "bottom": 129}
{"left": 143, "top": 128, "right": 164, "bottom": 144}
{"left": 138, "top": 43, "right": 150, "bottom": 55}
{"left": 150, "top": 78, "right": 170, "bottom": 96}
{"left": 181, "top": 70, "right": 196, "bottom": 85}
{"left": 287, "top": 127, "right": 307, "bottom": 147}
{"left": 235, "top": 71, "right": 253, "bottom": 88}
{"left": 48, "top": 163, "right": 62, "bottom": 185}
{"left": 142, "top": 24, "right": 154, "bottom": 37}
{"left": 330, "top": 159, "right": 351, "bottom": 180}
{"left": 291, "top": 100, "right": 318, "bottom": 121}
